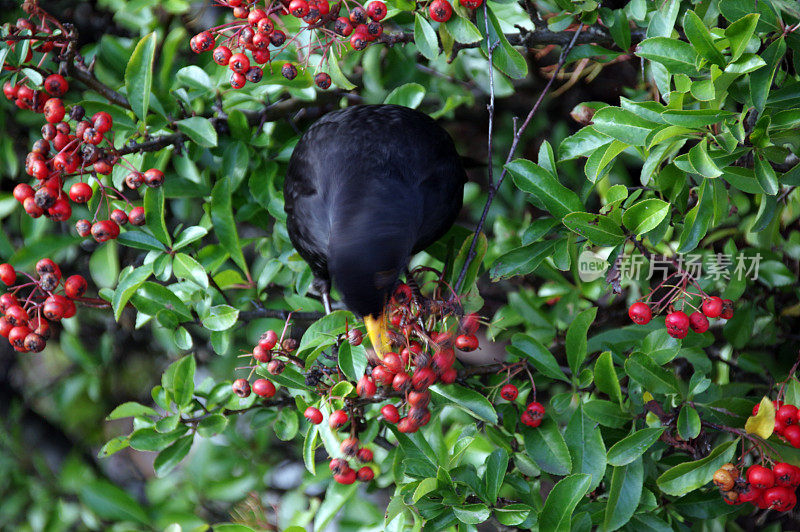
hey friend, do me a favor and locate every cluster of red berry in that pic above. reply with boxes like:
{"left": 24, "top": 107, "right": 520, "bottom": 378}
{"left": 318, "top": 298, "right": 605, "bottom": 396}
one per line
{"left": 231, "top": 329, "right": 299, "bottom": 398}
{"left": 760, "top": 401, "right": 800, "bottom": 448}
{"left": 628, "top": 296, "right": 734, "bottom": 339}
{"left": 327, "top": 440, "right": 376, "bottom": 484}
{"left": 713, "top": 462, "right": 799, "bottom": 511}
{"left": 191, "top": 0, "right": 483, "bottom": 91}
{"left": 0, "top": 260, "right": 86, "bottom": 353}
{"left": 3, "top": 16, "right": 66, "bottom": 105}
{"left": 498, "top": 383, "right": 545, "bottom": 427}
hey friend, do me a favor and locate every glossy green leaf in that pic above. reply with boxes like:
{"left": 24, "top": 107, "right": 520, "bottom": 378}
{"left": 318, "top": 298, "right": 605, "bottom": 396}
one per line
{"left": 591, "top": 107, "right": 659, "bottom": 146}
{"left": 607, "top": 427, "right": 665, "bottom": 466}
{"left": 677, "top": 405, "right": 701, "bottom": 440}
{"left": 656, "top": 440, "right": 737, "bottom": 496}
{"left": 430, "top": 384, "right": 497, "bottom": 423}
{"left": 112, "top": 264, "right": 153, "bottom": 320}
{"left": 604, "top": 458, "right": 644, "bottom": 531}
{"left": 154, "top": 435, "right": 193, "bottom": 477}
{"left": 144, "top": 187, "right": 171, "bottom": 246}
{"left": 539, "top": 474, "right": 592, "bottom": 532}
{"left": 624, "top": 352, "right": 680, "bottom": 395}
{"left": 563, "top": 212, "right": 626, "bottom": 247}
{"left": 594, "top": 351, "right": 623, "bottom": 404}
{"left": 210, "top": 178, "right": 249, "bottom": 277}
{"left": 508, "top": 334, "right": 569, "bottom": 383}
{"left": 564, "top": 406, "right": 606, "bottom": 491}
{"left": 338, "top": 342, "right": 368, "bottom": 382}
{"left": 125, "top": 32, "right": 156, "bottom": 121}
{"left": 566, "top": 307, "right": 597, "bottom": 376}
{"left": 506, "top": 159, "right": 582, "bottom": 218}
{"left": 414, "top": 13, "right": 439, "bottom": 61}
{"left": 682, "top": 11, "right": 725, "bottom": 66}
{"left": 201, "top": 305, "right": 239, "bottom": 331}
{"left": 484, "top": 448, "right": 508, "bottom": 504}
{"left": 636, "top": 37, "right": 700, "bottom": 75}
{"left": 522, "top": 421, "right": 571, "bottom": 475}
{"left": 622, "top": 198, "right": 670, "bottom": 235}
{"left": 725, "top": 13, "right": 759, "bottom": 61}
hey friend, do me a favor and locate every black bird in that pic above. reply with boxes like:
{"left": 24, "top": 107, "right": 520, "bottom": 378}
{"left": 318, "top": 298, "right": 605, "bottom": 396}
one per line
{"left": 284, "top": 104, "right": 466, "bottom": 355}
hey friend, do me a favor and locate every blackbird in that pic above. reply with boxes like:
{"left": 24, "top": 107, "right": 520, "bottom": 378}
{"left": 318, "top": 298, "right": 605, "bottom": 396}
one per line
{"left": 284, "top": 104, "right": 466, "bottom": 356}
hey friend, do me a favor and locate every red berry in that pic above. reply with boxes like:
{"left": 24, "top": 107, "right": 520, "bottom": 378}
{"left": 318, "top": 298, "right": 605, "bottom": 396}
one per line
{"left": 382, "top": 352, "right": 404, "bottom": 373}
{"left": 329, "top": 457, "right": 348, "bottom": 474}
{"left": 143, "top": 168, "right": 164, "bottom": 188}
{"left": 408, "top": 390, "right": 430, "bottom": 408}
{"left": 747, "top": 465, "right": 775, "bottom": 490}
{"left": 428, "top": 0, "right": 452, "bottom": 22}
{"left": 763, "top": 486, "right": 796, "bottom": 512}
{"left": 3, "top": 81, "right": 19, "bottom": 100}
{"left": 248, "top": 8, "right": 268, "bottom": 24}
{"left": 9, "top": 325, "right": 31, "bottom": 351}
{"left": 738, "top": 483, "right": 762, "bottom": 503}
{"left": 92, "top": 112, "right": 113, "bottom": 133}
{"left": 460, "top": 313, "right": 480, "bottom": 334}
{"left": 334, "top": 468, "right": 357, "bottom": 484}
{"left": 356, "top": 447, "right": 374, "bottom": 463}
{"left": 256, "top": 17, "right": 274, "bottom": 34}
{"left": 252, "top": 378, "right": 276, "bottom": 397}
{"left": 720, "top": 299, "right": 734, "bottom": 319}
{"left": 23, "top": 332, "right": 46, "bottom": 353}
{"left": 13, "top": 183, "right": 34, "bottom": 203}
{"left": 459, "top": 0, "right": 482, "bottom": 8}
{"left": 91, "top": 220, "right": 119, "bottom": 243}
{"left": 289, "top": 0, "right": 309, "bottom": 17}
{"left": 334, "top": 17, "right": 353, "bottom": 36}
{"left": 230, "top": 72, "right": 246, "bottom": 89}
{"left": 777, "top": 404, "right": 798, "bottom": 426}
{"left": 392, "top": 372, "right": 412, "bottom": 392}
{"left": 252, "top": 49, "right": 271, "bottom": 64}
{"left": 455, "top": 334, "right": 479, "bottom": 351}
{"left": 42, "top": 298, "right": 64, "bottom": 321}
{"left": 128, "top": 207, "right": 145, "bottom": 226}
{"left": 366, "top": 0, "right": 387, "bottom": 20}
{"left": 125, "top": 171, "right": 144, "bottom": 189}
{"left": 0, "top": 264, "right": 16, "bottom": 286}
{"left": 500, "top": 384, "right": 518, "bottom": 401}
{"left": 347, "top": 329, "right": 363, "bottom": 346}
{"left": 229, "top": 53, "right": 250, "bottom": 74}
{"left": 213, "top": 45, "right": 232, "bottom": 65}
{"left": 371, "top": 365, "right": 394, "bottom": 386}
{"left": 349, "top": 6, "right": 368, "bottom": 24}
{"left": 257, "top": 330, "right": 278, "bottom": 350}
{"left": 688, "top": 311, "right": 709, "bottom": 333}
{"left": 774, "top": 462, "right": 800, "bottom": 487}
{"left": 665, "top": 311, "right": 690, "bottom": 339}
{"left": 440, "top": 367, "right": 457, "bottom": 384}
{"left": 350, "top": 32, "right": 368, "bottom": 51}
{"left": 267, "top": 359, "right": 285, "bottom": 375}
{"left": 397, "top": 416, "right": 418, "bottom": 433}
{"left": 341, "top": 437, "right": 360, "bottom": 456}
{"left": 628, "top": 302, "right": 652, "bottom": 325}
{"left": 701, "top": 296, "right": 723, "bottom": 318}
{"left": 381, "top": 404, "right": 400, "bottom": 423}
{"left": 412, "top": 367, "right": 436, "bottom": 390}
{"left": 356, "top": 374, "right": 377, "bottom": 397}
{"left": 357, "top": 466, "right": 374, "bottom": 482}
{"left": 232, "top": 378, "right": 251, "bottom": 398}
{"left": 304, "top": 406, "right": 323, "bottom": 424}
{"left": 6, "top": 305, "right": 29, "bottom": 326}
{"left": 329, "top": 409, "right": 348, "bottom": 429}
{"left": 281, "top": 63, "right": 298, "bottom": 81}
{"left": 43, "top": 98, "right": 65, "bottom": 123}
{"left": 314, "top": 72, "right": 331, "bottom": 90}
{"left": 69, "top": 182, "right": 93, "bottom": 203}
{"left": 784, "top": 424, "right": 800, "bottom": 447}
{"left": 35, "top": 258, "right": 60, "bottom": 278}
{"left": 43, "top": 74, "right": 68, "bottom": 96}
{"left": 270, "top": 30, "right": 286, "bottom": 46}
{"left": 64, "top": 275, "right": 87, "bottom": 298}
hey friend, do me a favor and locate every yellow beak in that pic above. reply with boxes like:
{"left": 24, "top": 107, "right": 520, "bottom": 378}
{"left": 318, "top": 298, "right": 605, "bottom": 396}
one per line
{"left": 364, "top": 313, "right": 391, "bottom": 359}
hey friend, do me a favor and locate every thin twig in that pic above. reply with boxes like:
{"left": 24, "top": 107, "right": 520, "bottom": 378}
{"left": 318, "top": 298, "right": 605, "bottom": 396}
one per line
{"left": 454, "top": 23, "right": 585, "bottom": 293}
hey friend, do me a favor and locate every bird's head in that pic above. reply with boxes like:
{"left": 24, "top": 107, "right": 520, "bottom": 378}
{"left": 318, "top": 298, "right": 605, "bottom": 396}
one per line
{"left": 328, "top": 230, "right": 412, "bottom": 358}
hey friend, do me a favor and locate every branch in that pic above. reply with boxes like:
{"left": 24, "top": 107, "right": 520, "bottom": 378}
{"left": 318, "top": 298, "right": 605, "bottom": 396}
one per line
{"left": 454, "top": 23, "right": 585, "bottom": 292}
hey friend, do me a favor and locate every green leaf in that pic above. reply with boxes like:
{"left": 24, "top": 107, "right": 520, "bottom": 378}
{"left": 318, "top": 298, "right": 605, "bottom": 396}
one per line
{"left": 274, "top": 408, "right": 299, "bottom": 440}
{"left": 173, "top": 226, "right": 208, "bottom": 250}
{"left": 506, "top": 159, "right": 582, "bottom": 218}
{"left": 173, "top": 252, "right": 209, "bottom": 289}
{"left": 523, "top": 421, "right": 572, "bottom": 475}
{"left": 297, "top": 310, "right": 356, "bottom": 364}
{"left": 490, "top": 241, "right": 555, "bottom": 281}
{"left": 677, "top": 405, "right": 701, "bottom": 440}
{"left": 79, "top": 480, "right": 149, "bottom": 524}
{"left": 635, "top": 37, "right": 700, "bottom": 76}
{"left": 112, "top": 264, "right": 153, "bottom": 320}
{"left": 604, "top": 458, "right": 644, "bottom": 531}
{"left": 413, "top": 477, "right": 438, "bottom": 503}
{"left": 754, "top": 153, "right": 779, "bottom": 195}
{"left": 566, "top": 307, "right": 597, "bottom": 376}
{"left": 414, "top": 13, "right": 439, "bottom": 61}
{"left": 494, "top": 504, "right": 533, "bottom": 526}
{"left": 314, "top": 482, "right": 358, "bottom": 530}
{"left": 687, "top": 139, "right": 723, "bottom": 178}
{"left": 129, "top": 427, "right": 187, "bottom": 452}
{"left": 154, "top": 435, "right": 193, "bottom": 477}
{"left": 338, "top": 342, "right": 367, "bottom": 382}
{"left": 563, "top": 212, "right": 626, "bottom": 247}
{"left": 622, "top": 198, "right": 670, "bottom": 235}
{"left": 624, "top": 352, "right": 681, "bottom": 395}
{"left": 326, "top": 48, "right": 355, "bottom": 90}
{"left": 429, "top": 384, "right": 498, "bottom": 423}
{"left": 201, "top": 305, "right": 240, "bottom": 331}
{"left": 508, "top": 334, "right": 569, "bottom": 383}
{"left": 656, "top": 440, "right": 737, "bottom": 496}
{"left": 125, "top": 32, "right": 157, "bottom": 121}
{"left": 144, "top": 187, "right": 171, "bottom": 246}
{"left": 725, "top": 13, "right": 759, "bottom": 61}
{"left": 677, "top": 179, "right": 712, "bottom": 253}
{"left": 661, "top": 109, "right": 735, "bottom": 128}
{"left": 446, "top": 15, "right": 482, "bottom": 44}
{"left": 591, "top": 107, "right": 659, "bottom": 146}
{"left": 564, "top": 406, "right": 606, "bottom": 491}
{"left": 303, "top": 425, "right": 317, "bottom": 475}
{"left": 175, "top": 65, "right": 213, "bottom": 92}
{"left": 584, "top": 400, "right": 628, "bottom": 428}
{"left": 168, "top": 354, "right": 195, "bottom": 408}
{"left": 594, "top": 351, "right": 623, "bottom": 404}
{"left": 749, "top": 37, "right": 786, "bottom": 113}
{"left": 384, "top": 83, "right": 426, "bottom": 109}
{"left": 477, "top": 5, "right": 528, "bottom": 79}
{"left": 484, "top": 448, "right": 509, "bottom": 503}
{"left": 210, "top": 178, "right": 250, "bottom": 277}
{"left": 453, "top": 504, "right": 490, "bottom": 525}
{"left": 117, "top": 230, "right": 166, "bottom": 251}
{"left": 607, "top": 427, "right": 665, "bottom": 466}
{"left": 682, "top": 11, "right": 725, "bottom": 66}
{"left": 106, "top": 401, "right": 157, "bottom": 420}
{"left": 177, "top": 116, "right": 218, "bottom": 147}
{"left": 539, "top": 474, "right": 592, "bottom": 532}
{"left": 449, "top": 232, "right": 487, "bottom": 294}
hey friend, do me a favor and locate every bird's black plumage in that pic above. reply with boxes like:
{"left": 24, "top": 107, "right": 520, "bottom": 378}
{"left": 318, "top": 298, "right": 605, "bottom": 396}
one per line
{"left": 284, "top": 104, "right": 466, "bottom": 318}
